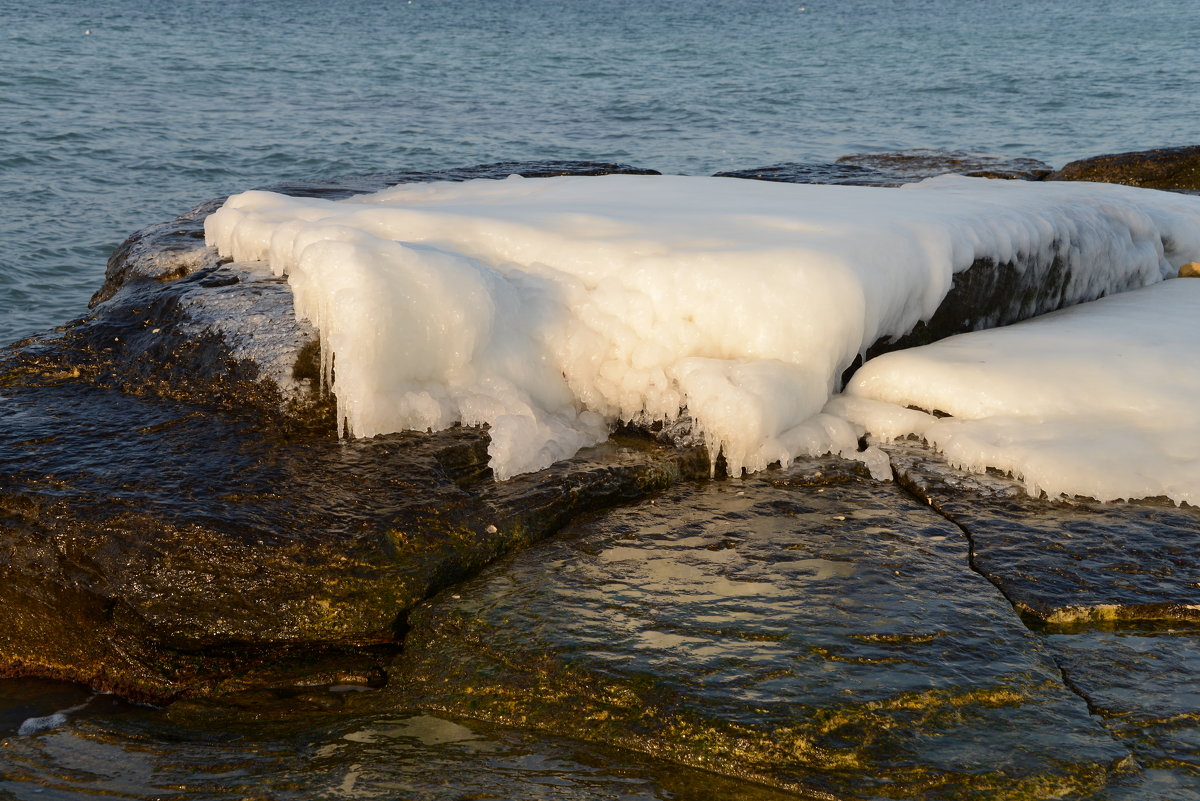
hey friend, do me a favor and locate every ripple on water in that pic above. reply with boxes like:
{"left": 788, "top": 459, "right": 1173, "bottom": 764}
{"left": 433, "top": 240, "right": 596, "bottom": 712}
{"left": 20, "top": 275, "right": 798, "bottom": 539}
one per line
{"left": 0, "top": 679, "right": 792, "bottom": 800}
{"left": 4, "top": 0, "right": 1200, "bottom": 342}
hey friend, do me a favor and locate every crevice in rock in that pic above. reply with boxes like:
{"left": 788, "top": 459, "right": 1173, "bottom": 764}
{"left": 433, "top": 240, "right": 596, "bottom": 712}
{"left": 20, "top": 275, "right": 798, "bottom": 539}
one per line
{"left": 890, "top": 463, "right": 1021, "bottom": 611}
{"left": 1055, "top": 662, "right": 1103, "bottom": 718}
{"left": 888, "top": 462, "right": 1111, "bottom": 730}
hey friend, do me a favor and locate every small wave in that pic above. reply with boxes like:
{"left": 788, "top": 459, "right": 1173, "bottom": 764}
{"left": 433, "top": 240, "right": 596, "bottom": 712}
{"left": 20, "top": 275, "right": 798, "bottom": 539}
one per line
{"left": 17, "top": 698, "right": 93, "bottom": 736}
{"left": 18, "top": 711, "right": 68, "bottom": 736}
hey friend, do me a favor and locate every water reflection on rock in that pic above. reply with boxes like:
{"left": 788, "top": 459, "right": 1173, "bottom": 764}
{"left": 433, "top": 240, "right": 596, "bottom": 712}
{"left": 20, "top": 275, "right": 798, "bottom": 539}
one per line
{"left": 0, "top": 679, "right": 795, "bottom": 801}
{"left": 392, "top": 457, "right": 1128, "bottom": 799}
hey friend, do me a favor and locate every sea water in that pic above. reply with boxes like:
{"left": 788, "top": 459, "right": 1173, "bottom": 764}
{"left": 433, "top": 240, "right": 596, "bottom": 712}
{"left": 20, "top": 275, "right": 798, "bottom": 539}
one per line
{"left": 3, "top": 0, "right": 1200, "bottom": 344}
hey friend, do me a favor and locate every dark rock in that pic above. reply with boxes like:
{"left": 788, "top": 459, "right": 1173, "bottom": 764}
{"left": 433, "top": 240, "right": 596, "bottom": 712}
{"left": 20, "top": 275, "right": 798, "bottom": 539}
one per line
{"left": 883, "top": 443, "right": 1200, "bottom": 796}
{"left": 1048, "top": 629, "right": 1200, "bottom": 787}
{"left": 3, "top": 158, "right": 1192, "bottom": 738}
{"left": 0, "top": 371, "right": 705, "bottom": 702}
{"left": 1049, "top": 146, "right": 1200, "bottom": 191}
{"left": 887, "top": 442, "right": 1200, "bottom": 626}
{"left": 842, "top": 245, "right": 1159, "bottom": 386}
{"left": 717, "top": 149, "right": 1052, "bottom": 187}
{"left": 714, "top": 161, "right": 900, "bottom": 186}
{"left": 879, "top": 443, "right": 1200, "bottom": 798}
{"left": 837, "top": 149, "right": 1053, "bottom": 182}
{"left": 0, "top": 161, "right": 705, "bottom": 702}
{"left": 392, "top": 458, "right": 1126, "bottom": 799}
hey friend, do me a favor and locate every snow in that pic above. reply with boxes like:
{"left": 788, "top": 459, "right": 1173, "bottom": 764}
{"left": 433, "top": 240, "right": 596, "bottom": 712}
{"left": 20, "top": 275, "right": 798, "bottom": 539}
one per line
{"left": 204, "top": 174, "right": 1200, "bottom": 483}
{"left": 841, "top": 279, "right": 1200, "bottom": 504}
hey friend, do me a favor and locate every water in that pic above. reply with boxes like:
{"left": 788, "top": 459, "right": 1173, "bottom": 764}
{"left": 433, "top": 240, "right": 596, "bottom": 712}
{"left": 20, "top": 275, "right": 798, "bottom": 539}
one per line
{"left": 0, "top": 680, "right": 798, "bottom": 800}
{"left": 3, "top": 0, "right": 1200, "bottom": 345}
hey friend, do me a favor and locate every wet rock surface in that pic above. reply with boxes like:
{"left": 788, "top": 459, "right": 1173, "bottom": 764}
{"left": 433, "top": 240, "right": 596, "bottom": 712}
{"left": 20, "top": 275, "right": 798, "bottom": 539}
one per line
{"left": 715, "top": 149, "right": 1053, "bottom": 186}
{"left": 0, "top": 155, "right": 1148, "bottom": 702}
{"left": 714, "top": 161, "right": 904, "bottom": 186}
{"left": 1, "top": 679, "right": 798, "bottom": 801}
{"left": 886, "top": 443, "right": 1200, "bottom": 798}
{"left": 393, "top": 458, "right": 1127, "bottom": 799}
{"left": 1050, "top": 145, "right": 1200, "bottom": 191}
{"left": 1049, "top": 630, "right": 1200, "bottom": 777}
{"left": 888, "top": 442, "right": 1200, "bottom": 626}
{"left": 0, "top": 370, "right": 704, "bottom": 701}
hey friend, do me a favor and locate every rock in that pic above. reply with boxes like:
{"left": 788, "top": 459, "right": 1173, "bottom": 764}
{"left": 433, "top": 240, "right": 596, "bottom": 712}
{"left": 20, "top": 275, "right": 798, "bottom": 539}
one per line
{"left": 0, "top": 369, "right": 705, "bottom": 701}
{"left": 1048, "top": 630, "right": 1200, "bottom": 786}
{"left": 1181, "top": 261, "right": 1200, "bottom": 277}
{"left": 1, "top": 159, "right": 1191, "bottom": 717}
{"left": 714, "top": 161, "right": 901, "bottom": 186}
{"left": 0, "top": 679, "right": 802, "bottom": 801}
{"left": 887, "top": 441, "right": 1200, "bottom": 626}
{"left": 884, "top": 441, "right": 1200, "bottom": 797}
{"left": 838, "top": 149, "right": 1054, "bottom": 181}
{"left": 392, "top": 457, "right": 1127, "bottom": 799}
{"left": 716, "top": 149, "right": 1052, "bottom": 187}
{"left": 1049, "top": 146, "right": 1200, "bottom": 191}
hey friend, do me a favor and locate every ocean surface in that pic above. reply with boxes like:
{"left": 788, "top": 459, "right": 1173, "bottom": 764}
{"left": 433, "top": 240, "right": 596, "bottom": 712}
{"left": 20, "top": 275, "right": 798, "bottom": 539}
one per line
{"left": 2, "top": 0, "right": 1200, "bottom": 345}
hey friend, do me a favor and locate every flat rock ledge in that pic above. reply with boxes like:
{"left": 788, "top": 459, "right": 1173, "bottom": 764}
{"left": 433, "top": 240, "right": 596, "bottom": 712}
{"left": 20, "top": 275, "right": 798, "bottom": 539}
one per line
{"left": 1, "top": 150, "right": 1199, "bottom": 798}
{"left": 391, "top": 452, "right": 1199, "bottom": 799}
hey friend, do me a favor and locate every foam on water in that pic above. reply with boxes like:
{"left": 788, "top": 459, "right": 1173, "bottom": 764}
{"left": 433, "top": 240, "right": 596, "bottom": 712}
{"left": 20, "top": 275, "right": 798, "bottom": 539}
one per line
{"left": 17, "top": 698, "right": 92, "bottom": 736}
{"left": 840, "top": 279, "right": 1200, "bottom": 504}
{"left": 207, "top": 174, "right": 1200, "bottom": 482}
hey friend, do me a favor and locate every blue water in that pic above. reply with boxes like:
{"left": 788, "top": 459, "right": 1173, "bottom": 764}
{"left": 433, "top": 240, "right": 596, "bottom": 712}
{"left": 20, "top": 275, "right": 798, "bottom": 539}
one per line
{"left": 2, "top": 0, "right": 1199, "bottom": 343}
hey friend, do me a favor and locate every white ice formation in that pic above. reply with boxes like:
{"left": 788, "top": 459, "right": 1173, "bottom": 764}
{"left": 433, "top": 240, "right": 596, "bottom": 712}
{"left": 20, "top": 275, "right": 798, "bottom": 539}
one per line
{"left": 205, "top": 174, "right": 1200, "bottom": 491}
{"left": 836, "top": 278, "right": 1200, "bottom": 505}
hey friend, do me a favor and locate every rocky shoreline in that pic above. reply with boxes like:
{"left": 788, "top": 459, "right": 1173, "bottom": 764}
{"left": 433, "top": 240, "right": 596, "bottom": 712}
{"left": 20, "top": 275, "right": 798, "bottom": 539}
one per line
{"left": 2, "top": 146, "right": 1199, "bottom": 799}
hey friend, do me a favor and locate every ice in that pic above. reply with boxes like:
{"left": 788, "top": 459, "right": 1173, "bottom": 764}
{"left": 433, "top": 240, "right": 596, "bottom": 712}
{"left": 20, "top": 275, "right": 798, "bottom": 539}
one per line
{"left": 205, "top": 174, "right": 1200, "bottom": 480}
{"left": 840, "top": 279, "right": 1200, "bottom": 504}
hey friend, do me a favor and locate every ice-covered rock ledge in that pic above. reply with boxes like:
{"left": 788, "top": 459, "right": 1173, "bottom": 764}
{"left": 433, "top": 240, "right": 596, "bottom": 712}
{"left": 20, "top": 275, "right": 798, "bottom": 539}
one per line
{"left": 836, "top": 278, "right": 1200, "bottom": 505}
{"left": 205, "top": 174, "right": 1200, "bottom": 487}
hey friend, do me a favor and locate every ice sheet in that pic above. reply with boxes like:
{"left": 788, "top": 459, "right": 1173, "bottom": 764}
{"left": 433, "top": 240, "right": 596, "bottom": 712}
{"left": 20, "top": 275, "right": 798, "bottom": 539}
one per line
{"left": 841, "top": 279, "right": 1200, "bottom": 504}
{"left": 205, "top": 174, "right": 1200, "bottom": 479}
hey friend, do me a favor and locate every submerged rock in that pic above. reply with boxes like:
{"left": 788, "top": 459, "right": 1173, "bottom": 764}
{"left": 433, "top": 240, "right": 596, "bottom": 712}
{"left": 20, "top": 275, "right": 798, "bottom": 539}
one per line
{"left": 392, "top": 457, "right": 1128, "bottom": 799}
{"left": 884, "top": 442, "right": 1200, "bottom": 798}
{"left": 0, "top": 284, "right": 705, "bottom": 695}
{"left": 713, "top": 161, "right": 901, "bottom": 186}
{"left": 1049, "top": 146, "right": 1200, "bottom": 191}
{"left": 0, "top": 678, "right": 801, "bottom": 801}
{"left": 1047, "top": 630, "right": 1200, "bottom": 789}
{"left": 0, "top": 360, "right": 704, "bottom": 702}
{"left": 716, "top": 148, "right": 1053, "bottom": 186}
{"left": 838, "top": 149, "right": 1054, "bottom": 181}
{"left": 887, "top": 441, "right": 1200, "bottom": 626}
